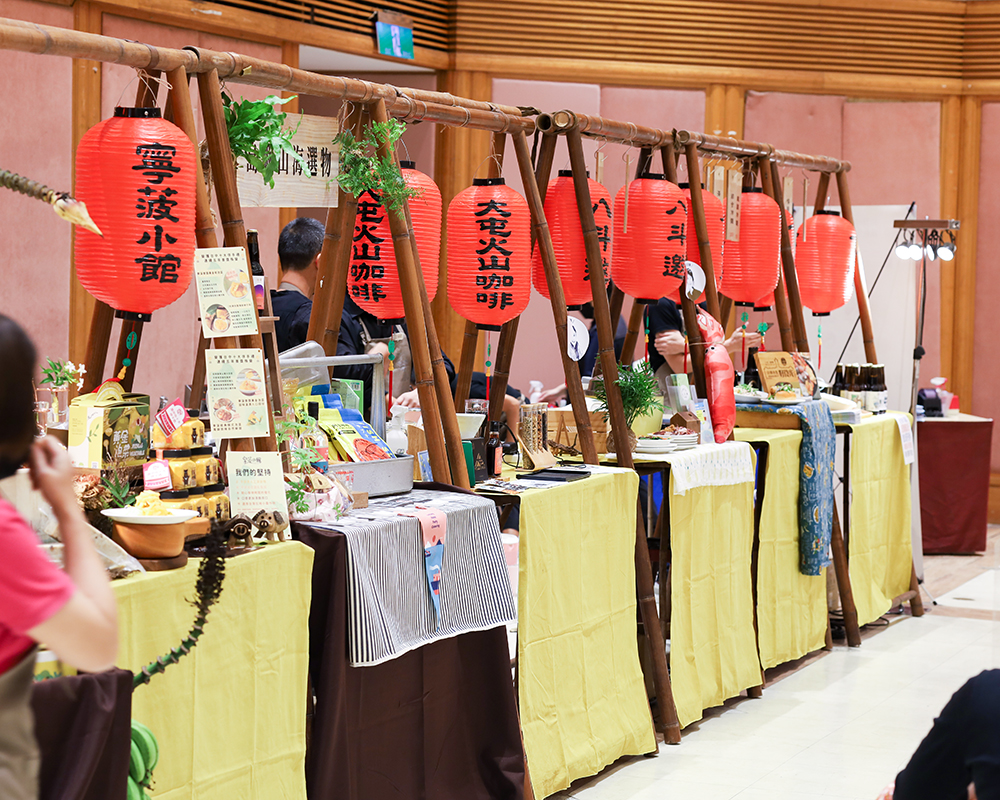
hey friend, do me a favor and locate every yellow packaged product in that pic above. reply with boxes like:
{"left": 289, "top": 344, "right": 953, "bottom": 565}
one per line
{"left": 162, "top": 449, "right": 197, "bottom": 490}
{"left": 187, "top": 486, "right": 210, "bottom": 518}
{"left": 190, "top": 447, "right": 220, "bottom": 486}
{"left": 203, "top": 483, "right": 231, "bottom": 521}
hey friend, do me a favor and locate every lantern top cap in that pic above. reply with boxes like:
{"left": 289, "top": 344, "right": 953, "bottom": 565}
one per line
{"left": 556, "top": 169, "right": 591, "bottom": 179}
{"left": 472, "top": 177, "right": 505, "bottom": 186}
{"left": 745, "top": 186, "right": 764, "bottom": 193}
{"left": 636, "top": 172, "right": 666, "bottom": 180}
{"left": 400, "top": 160, "right": 416, "bottom": 169}
{"left": 678, "top": 182, "right": 707, "bottom": 190}
{"left": 815, "top": 209, "right": 841, "bottom": 216}
{"left": 114, "top": 106, "right": 161, "bottom": 118}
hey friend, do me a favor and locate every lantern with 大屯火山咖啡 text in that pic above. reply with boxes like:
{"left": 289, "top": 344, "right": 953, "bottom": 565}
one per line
{"left": 347, "top": 162, "right": 442, "bottom": 319}
{"left": 447, "top": 178, "right": 531, "bottom": 330}
{"left": 74, "top": 107, "right": 197, "bottom": 318}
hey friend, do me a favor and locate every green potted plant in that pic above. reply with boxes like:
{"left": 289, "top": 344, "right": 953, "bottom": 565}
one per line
{"left": 220, "top": 92, "right": 311, "bottom": 188}
{"left": 334, "top": 118, "right": 419, "bottom": 209}
{"left": 592, "top": 361, "right": 661, "bottom": 453}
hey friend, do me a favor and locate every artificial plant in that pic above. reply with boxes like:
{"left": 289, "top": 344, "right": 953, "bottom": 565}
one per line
{"left": 592, "top": 360, "right": 661, "bottom": 430}
{"left": 222, "top": 92, "right": 311, "bottom": 188}
{"left": 334, "top": 118, "right": 418, "bottom": 210}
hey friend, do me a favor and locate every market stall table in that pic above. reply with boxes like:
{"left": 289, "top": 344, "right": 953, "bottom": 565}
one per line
{"left": 112, "top": 541, "right": 313, "bottom": 800}
{"left": 294, "top": 487, "right": 525, "bottom": 800}
{"left": 479, "top": 466, "right": 656, "bottom": 799}
{"left": 917, "top": 413, "right": 992, "bottom": 554}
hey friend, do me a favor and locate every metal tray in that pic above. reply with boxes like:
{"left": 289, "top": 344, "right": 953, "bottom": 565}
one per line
{"left": 334, "top": 455, "right": 414, "bottom": 497}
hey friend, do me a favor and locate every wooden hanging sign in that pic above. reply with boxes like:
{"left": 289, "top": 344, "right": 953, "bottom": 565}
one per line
{"left": 753, "top": 351, "right": 802, "bottom": 395}
{"left": 783, "top": 175, "right": 795, "bottom": 221}
{"left": 710, "top": 165, "right": 726, "bottom": 203}
{"left": 236, "top": 114, "right": 340, "bottom": 208}
{"left": 725, "top": 166, "right": 742, "bottom": 241}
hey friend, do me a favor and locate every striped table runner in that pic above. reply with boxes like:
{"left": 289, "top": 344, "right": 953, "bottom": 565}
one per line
{"left": 312, "top": 489, "right": 516, "bottom": 666}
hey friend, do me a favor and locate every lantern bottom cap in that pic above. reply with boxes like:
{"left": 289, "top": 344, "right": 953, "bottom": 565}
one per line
{"left": 476, "top": 324, "right": 503, "bottom": 332}
{"left": 811, "top": 312, "right": 832, "bottom": 317}
{"left": 114, "top": 310, "right": 152, "bottom": 322}
{"left": 635, "top": 298, "right": 660, "bottom": 305}
{"left": 734, "top": 302, "right": 755, "bottom": 307}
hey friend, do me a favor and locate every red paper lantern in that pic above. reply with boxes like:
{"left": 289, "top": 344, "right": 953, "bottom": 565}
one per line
{"left": 795, "top": 210, "right": 857, "bottom": 315}
{"left": 719, "top": 187, "right": 781, "bottom": 305}
{"left": 74, "top": 107, "right": 197, "bottom": 318}
{"left": 666, "top": 183, "right": 725, "bottom": 303}
{"left": 753, "top": 209, "right": 794, "bottom": 311}
{"left": 347, "top": 162, "right": 442, "bottom": 319}
{"left": 447, "top": 178, "right": 531, "bottom": 330}
{"left": 611, "top": 174, "right": 687, "bottom": 303}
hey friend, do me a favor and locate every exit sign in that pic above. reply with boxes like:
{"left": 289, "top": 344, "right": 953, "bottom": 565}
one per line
{"left": 373, "top": 10, "right": 414, "bottom": 60}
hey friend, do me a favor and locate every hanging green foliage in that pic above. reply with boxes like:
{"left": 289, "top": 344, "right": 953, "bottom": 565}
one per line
{"left": 222, "top": 92, "right": 310, "bottom": 188}
{"left": 334, "top": 118, "right": 418, "bottom": 211}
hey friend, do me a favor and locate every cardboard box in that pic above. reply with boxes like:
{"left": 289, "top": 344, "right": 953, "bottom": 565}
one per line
{"left": 549, "top": 406, "right": 609, "bottom": 454}
{"left": 68, "top": 385, "right": 150, "bottom": 470}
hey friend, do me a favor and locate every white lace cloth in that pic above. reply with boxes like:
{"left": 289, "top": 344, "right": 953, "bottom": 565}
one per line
{"left": 665, "top": 441, "right": 756, "bottom": 495}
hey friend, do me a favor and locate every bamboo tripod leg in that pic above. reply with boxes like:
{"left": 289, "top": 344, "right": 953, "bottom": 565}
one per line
{"left": 489, "top": 319, "right": 518, "bottom": 421}
{"left": 683, "top": 143, "right": 721, "bottom": 322}
{"left": 609, "top": 286, "right": 625, "bottom": 331}
{"left": 758, "top": 157, "right": 795, "bottom": 352}
{"left": 835, "top": 172, "right": 878, "bottom": 365}
{"left": 621, "top": 300, "right": 645, "bottom": 365}
{"left": 831, "top": 503, "right": 862, "bottom": 647}
{"left": 453, "top": 320, "right": 479, "bottom": 409}
{"left": 369, "top": 99, "right": 465, "bottom": 487}
{"left": 769, "top": 160, "right": 809, "bottom": 352}
{"left": 511, "top": 130, "right": 598, "bottom": 464}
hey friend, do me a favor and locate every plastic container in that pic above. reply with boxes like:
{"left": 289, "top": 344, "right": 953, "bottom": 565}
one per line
{"left": 190, "top": 446, "right": 220, "bottom": 486}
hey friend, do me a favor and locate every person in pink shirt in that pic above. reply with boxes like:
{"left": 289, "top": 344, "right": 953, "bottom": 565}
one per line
{"left": 0, "top": 314, "right": 118, "bottom": 800}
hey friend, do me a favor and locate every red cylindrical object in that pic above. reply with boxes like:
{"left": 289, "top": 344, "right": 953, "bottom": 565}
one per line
{"left": 531, "top": 170, "right": 612, "bottom": 306}
{"left": 667, "top": 183, "right": 725, "bottom": 303}
{"left": 74, "top": 107, "right": 197, "bottom": 316}
{"left": 611, "top": 174, "right": 687, "bottom": 303}
{"left": 795, "top": 210, "right": 857, "bottom": 315}
{"left": 719, "top": 187, "right": 781, "bottom": 304}
{"left": 447, "top": 178, "right": 531, "bottom": 330}
{"left": 347, "top": 162, "right": 442, "bottom": 318}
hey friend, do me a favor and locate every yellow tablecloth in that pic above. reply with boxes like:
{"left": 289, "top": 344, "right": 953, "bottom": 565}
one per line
{"left": 844, "top": 412, "right": 913, "bottom": 626}
{"left": 113, "top": 541, "right": 313, "bottom": 800}
{"left": 517, "top": 469, "right": 655, "bottom": 799}
{"left": 668, "top": 469, "right": 761, "bottom": 728}
{"left": 734, "top": 429, "right": 827, "bottom": 669}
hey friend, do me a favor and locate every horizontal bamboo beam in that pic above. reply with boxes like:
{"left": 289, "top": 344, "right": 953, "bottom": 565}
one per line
{"left": 537, "top": 109, "right": 674, "bottom": 148}
{"left": 674, "top": 130, "right": 850, "bottom": 173}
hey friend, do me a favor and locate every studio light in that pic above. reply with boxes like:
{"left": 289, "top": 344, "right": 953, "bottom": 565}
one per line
{"left": 938, "top": 230, "right": 956, "bottom": 261}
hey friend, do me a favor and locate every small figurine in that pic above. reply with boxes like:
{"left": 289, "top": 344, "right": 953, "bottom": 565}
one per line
{"left": 252, "top": 509, "right": 290, "bottom": 542}
{"left": 224, "top": 514, "right": 254, "bottom": 550}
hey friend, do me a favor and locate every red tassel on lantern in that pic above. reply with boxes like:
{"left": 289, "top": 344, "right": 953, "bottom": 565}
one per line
{"left": 531, "top": 170, "right": 612, "bottom": 306}
{"left": 667, "top": 183, "right": 725, "bottom": 303}
{"left": 74, "top": 107, "right": 197, "bottom": 318}
{"left": 347, "top": 162, "right": 442, "bottom": 318}
{"left": 719, "top": 187, "right": 781, "bottom": 305}
{"left": 795, "top": 210, "right": 857, "bottom": 315}
{"left": 611, "top": 173, "right": 687, "bottom": 303}
{"left": 447, "top": 178, "right": 531, "bottom": 330}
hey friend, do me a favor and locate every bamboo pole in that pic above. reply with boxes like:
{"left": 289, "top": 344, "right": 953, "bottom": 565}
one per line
{"left": 453, "top": 321, "right": 479, "bottom": 410}
{"left": 835, "top": 172, "right": 879, "bottom": 364}
{"left": 620, "top": 301, "right": 645, "bottom": 366}
{"left": 758, "top": 156, "right": 795, "bottom": 352}
{"left": 659, "top": 145, "right": 678, "bottom": 182}
{"left": 511, "top": 130, "right": 598, "bottom": 464}
{"left": 675, "top": 130, "right": 850, "bottom": 173}
{"left": 307, "top": 106, "right": 364, "bottom": 354}
{"left": 683, "top": 143, "right": 721, "bottom": 322}
{"left": 813, "top": 172, "right": 831, "bottom": 212}
{"left": 197, "top": 68, "right": 276, "bottom": 452}
{"left": 369, "top": 99, "right": 466, "bottom": 487}
{"left": 769, "top": 159, "right": 810, "bottom": 352}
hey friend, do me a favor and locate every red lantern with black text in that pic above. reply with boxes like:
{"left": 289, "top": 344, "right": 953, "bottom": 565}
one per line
{"left": 795, "top": 210, "right": 856, "bottom": 315}
{"left": 531, "top": 170, "right": 612, "bottom": 306}
{"left": 611, "top": 173, "right": 687, "bottom": 303}
{"left": 347, "top": 162, "right": 442, "bottom": 318}
{"left": 719, "top": 187, "right": 781, "bottom": 305}
{"left": 447, "top": 178, "right": 531, "bottom": 330}
{"left": 667, "top": 183, "right": 725, "bottom": 303}
{"left": 74, "top": 107, "right": 197, "bottom": 318}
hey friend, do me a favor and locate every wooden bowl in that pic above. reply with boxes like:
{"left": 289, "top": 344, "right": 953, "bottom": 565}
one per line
{"left": 111, "top": 520, "right": 189, "bottom": 559}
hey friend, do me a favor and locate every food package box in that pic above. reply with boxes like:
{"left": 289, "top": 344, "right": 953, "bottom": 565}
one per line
{"left": 548, "top": 406, "right": 609, "bottom": 454}
{"left": 68, "top": 383, "right": 150, "bottom": 470}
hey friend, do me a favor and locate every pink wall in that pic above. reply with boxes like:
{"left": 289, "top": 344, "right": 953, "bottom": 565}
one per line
{"left": 973, "top": 103, "right": 1000, "bottom": 468}
{"left": 0, "top": 0, "right": 73, "bottom": 378}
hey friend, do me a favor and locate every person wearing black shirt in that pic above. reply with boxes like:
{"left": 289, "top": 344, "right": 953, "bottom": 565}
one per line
{"left": 270, "top": 217, "right": 323, "bottom": 353}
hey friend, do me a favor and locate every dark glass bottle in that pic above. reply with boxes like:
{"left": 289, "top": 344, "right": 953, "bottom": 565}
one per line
{"left": 874, "top": 365, "right": 888, "bottom": 414}
{"left": 247, "top": 229, "right": 266, "bottom": 312}
{"left": 486, "top": 421, "right": 502, "bottom": 478}
{"left": 831, "top": 364, "right": 845, "bottom": 397}
{"left": 743, "top": 348, "right": 761, "bottom": 390}
{"left": 840, "top": 365, "right": 854, "bottom": 400}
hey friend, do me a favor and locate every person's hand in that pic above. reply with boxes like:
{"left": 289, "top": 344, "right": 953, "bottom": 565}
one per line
{"left": 654, "top": 329, "right": 686, "bottom": 358}
{"left": 537, "top": 385, "right": 567, "bottom": 404}
{"left": 369, "top": 342, "right": 391, "bottom": 376}
{"left": 395, "top": 389, "right": 420, "bottom": 409}
{"left": 29, "top": 437, "right": 80, "bottom": 520}
{"left": 724, "top": 329, "right": 762, "bottom": 356}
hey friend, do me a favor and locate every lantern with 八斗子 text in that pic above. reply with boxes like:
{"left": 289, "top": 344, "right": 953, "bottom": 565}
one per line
{"left": 667, "top": 183, "right": 725, "bottom": 303}
{"left": 347, "top": 162, "right": 442, "bottom": 319}
{"left": 610, "top": 173, "right": 687, "bottom": 303}
{"left": 719, "top": 187, "right": 781, "bottom": 305}
{"left": 447, "top": 178, "right": 531, "bottom": 330}
{"left": 74, "top": 107, "right": 197, "bottom": 318}
{"left": 795, "top": 210, "right": 857, "bottom": 315}
{"left": 531, "top": 170, "right": 612, "bottom": 306}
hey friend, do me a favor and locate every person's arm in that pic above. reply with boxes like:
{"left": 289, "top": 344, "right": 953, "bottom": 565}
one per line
{"left": 654, "top": 330, "right": 688, "bottom": 374}
{"left": 723, "top": 329, "right": 763, "bottom": 361}
{"left": 27, "top": 438, "right": 118, "bottom": 673}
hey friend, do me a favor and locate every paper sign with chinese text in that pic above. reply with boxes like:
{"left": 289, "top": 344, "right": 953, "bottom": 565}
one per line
{"left": 236, "top": 114, "right": 340, "bottom": 207}
{"left": 205, "top": 348, "right": 271, "bottom": 439}
{"left": 754, "top": 351, "right": 802, "bottom": 395}
{"left": 227, "top": 451, "right": 287, "bottom": 528}
{"left": 194, "top": 248, "right": 259, "bottom": 338}
{"left": 725, "top": 167, "right": 742, "bottom": 242}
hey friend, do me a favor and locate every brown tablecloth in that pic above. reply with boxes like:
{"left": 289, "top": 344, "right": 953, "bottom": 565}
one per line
{"left": 31, "top": 668, "right": 133, "bottom": 800}
{"left": 296, "top": 512, "right": 524, "bottom": 800}
{"left": 918, "top": 415, "right": 992, "bottom": 554}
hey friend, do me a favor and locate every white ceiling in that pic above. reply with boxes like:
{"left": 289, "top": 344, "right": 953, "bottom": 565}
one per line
{"left": 299, "top": 45, "right": 433, "bottom": 75}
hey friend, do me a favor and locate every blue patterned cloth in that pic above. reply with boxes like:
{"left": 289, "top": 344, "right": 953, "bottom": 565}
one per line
{"left": 736, "top": 400, "right": 836, "bottom": 576}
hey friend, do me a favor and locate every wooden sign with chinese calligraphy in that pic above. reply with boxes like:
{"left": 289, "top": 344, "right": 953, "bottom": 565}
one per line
{"left": 753, "top": 351, "right": 802, "bottom": 394}
{"left": 236, "top": 114, "right": 340, "bottom": 207}
{"left": 710, "top": 165, "right": 727, "bottom": 204}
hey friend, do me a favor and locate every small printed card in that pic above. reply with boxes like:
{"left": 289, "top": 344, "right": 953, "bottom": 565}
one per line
{"left": 227, "top": 451, "right": 288, "bottom": 532}
{"left": 142, "top": 460, "right": 172, "bottom": 492}
{"left": 194, "top": 247, "right": 259, "bottom": 339}
{"left": 894, "top": 414, "right": 915, "bottom": 465}
{"left": 205, "top": 348, "right": 271, "bottom": 440}
{"left": 155, "top": 397, "right": 187, "bottom": 438}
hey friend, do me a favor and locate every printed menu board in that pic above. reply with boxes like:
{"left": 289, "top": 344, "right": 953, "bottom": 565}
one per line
{"left": 205, "top": 348, "right": 270, "bottom": 440}
{"left": 227, "top": 451, "right": 288, "bottom": 531}
{"left": 754, "top": 351, "right": 802, "bottom": 395}
{"left": 193, "top": 247, "right": 259, "bottom": 338}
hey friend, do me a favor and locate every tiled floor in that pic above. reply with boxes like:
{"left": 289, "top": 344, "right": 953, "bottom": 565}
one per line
{"left": 550, "top": 612, "right": 1000, "bottom": 800}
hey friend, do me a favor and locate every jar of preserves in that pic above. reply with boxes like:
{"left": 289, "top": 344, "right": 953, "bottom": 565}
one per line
{"left": 187, "top": 486, "right": 210, "bottom": 518}
{"left": 190, "top": 447, "right": 220, "bottom": 486}
{"left": 203, "top": 483, "right": 231, "bottom": 521}
{"left": 162, "top": 449, "right": 197, "bottom": 490}
{"left": 158, "top": 489, "right": 192, "bottom": 513}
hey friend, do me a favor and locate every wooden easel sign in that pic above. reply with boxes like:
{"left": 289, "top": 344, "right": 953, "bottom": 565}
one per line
{"left": 754, "top": 351, "right": 801, "bottom": 394}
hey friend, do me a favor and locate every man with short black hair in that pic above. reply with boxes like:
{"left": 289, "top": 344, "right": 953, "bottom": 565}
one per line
{"left": 271, "top": 216, "right": 325, "bottom": 352}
